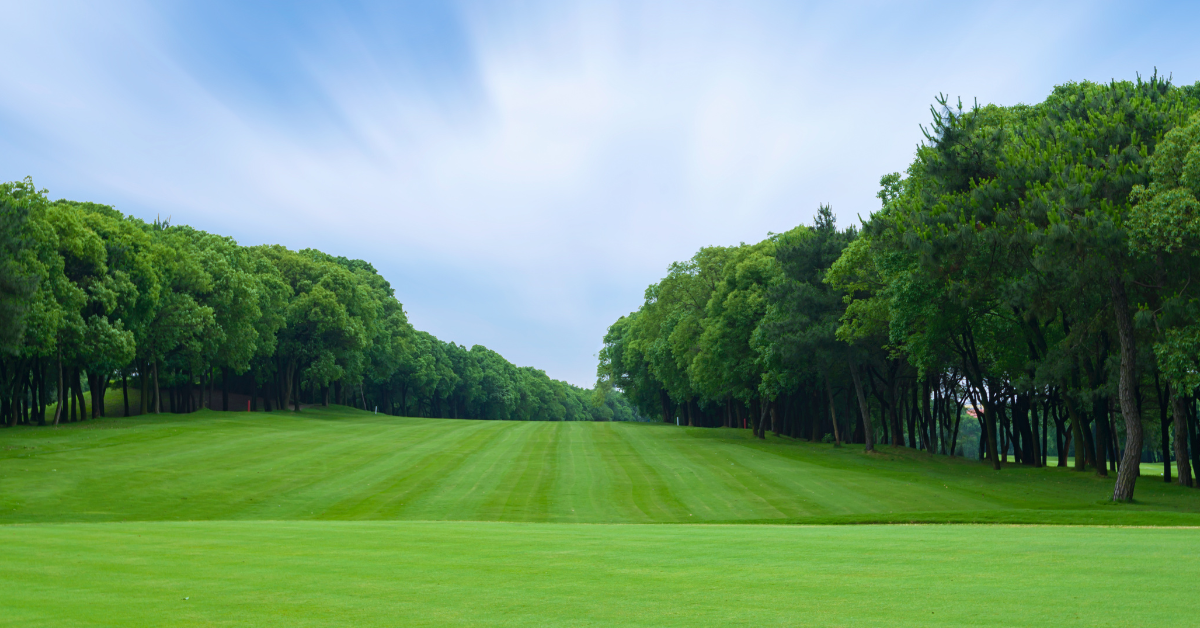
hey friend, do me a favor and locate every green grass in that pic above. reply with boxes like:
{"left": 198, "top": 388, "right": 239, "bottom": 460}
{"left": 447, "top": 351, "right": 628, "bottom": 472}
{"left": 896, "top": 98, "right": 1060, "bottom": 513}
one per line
{"left": 2, "top": 520, "right": 1197, "bottom": 627}
{"left": 4, "top": 405, "right": 1199, "bottom": 626}
{"left": 3, "top": 405, "right": 1198, "bottom": 525}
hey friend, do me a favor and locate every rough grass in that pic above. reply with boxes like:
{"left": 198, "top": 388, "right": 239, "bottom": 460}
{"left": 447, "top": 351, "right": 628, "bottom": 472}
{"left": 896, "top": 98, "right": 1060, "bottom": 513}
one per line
{"left": 4, "top": 405, "right": 1200, "bottom": 626}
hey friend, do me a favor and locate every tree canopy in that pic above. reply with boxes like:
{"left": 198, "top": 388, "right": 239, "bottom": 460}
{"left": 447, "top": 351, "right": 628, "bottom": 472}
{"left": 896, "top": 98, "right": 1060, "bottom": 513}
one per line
{"left": 0, "top": 183, "right": 643, "bottom": 431}
{"left": 599, "top": 75, "right": 1200, "bottom": 501}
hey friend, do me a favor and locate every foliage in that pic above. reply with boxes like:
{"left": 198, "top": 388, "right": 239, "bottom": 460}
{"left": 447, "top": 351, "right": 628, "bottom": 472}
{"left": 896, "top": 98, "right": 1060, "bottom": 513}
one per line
{"left": 0, "top": 193, "right": 641, "bottom": 424}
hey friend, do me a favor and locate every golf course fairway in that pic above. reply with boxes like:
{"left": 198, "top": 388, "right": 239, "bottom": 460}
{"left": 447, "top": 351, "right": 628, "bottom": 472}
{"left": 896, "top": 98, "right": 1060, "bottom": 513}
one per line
{"left": 3, "top": 407, "right": 1199, "bottom": 626}
{"left": 2, "top": 521, "right": 1197, "bottom": 627}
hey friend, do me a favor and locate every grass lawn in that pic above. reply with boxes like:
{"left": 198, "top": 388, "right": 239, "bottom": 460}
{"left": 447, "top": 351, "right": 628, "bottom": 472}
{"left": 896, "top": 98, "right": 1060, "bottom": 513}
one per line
{"left": 3, "top": 406, "right": 1199, "bottom": 626}
{"left": 3, "top": 405, "right": 1198, "bottom": 525}
{"left": 2, "top": 520, "right": 1197, "bottom": 627}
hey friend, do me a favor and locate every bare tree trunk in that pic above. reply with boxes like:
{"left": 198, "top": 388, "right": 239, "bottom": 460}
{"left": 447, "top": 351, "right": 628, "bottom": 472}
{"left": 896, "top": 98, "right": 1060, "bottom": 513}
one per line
{"left": 888, "top": 387, "right": 901, "bottom": 446}
{"left": 824, "top": 374, "right": 841, "bottom": 445}
{"left": 920, "top": 377, "right": 934, "bottom": 452}
{"left": 966, "top": 384, "right": 1000, "bottom": 469}
{"left": 208, "top": 368, "right": 216, "bottom": 410}
{"left": 1110, "top": 278, "right": 1142, "bottom": 502}
{"left": 981, "top": 397, "right": 1001, "bottom": 469}
{"left": 849, "top": 357, "right": 875, "bottom": 451}
{"left": 35, "top": 358, "right": 46, "bottom": 426}
{"left": 90, "top": 371, "right": 101, "bottom": 419}
{"left": 248, "top": 370, "right": 257, "bottom": 412}
{"left": 1093, "top": 397, "right": 1109, "bottom": 477}
{"left": 152, "top": 361, "right": 161, "bottom": 414}
{"left": 52, "top": 351, "right": 63, "bottom": 426}
{"left": 949, "top": 395, "right": 963, "bottom": 457}
{"left": 99, "top": 372, "right": 109, "bottom": 417}
{"left": 68, "top": 368, "right": 77, "bottom": 422}
{"left": 1028, "top": 396, "right": 1042, "bottom": 467}
{"left": 1172, "top": 394, "right": 1194, "bottom": 488}
{"left": 289, "top": 363, "right": 300, "bottom": 412}
{"left": 756, "top": 396, "right": 769, "bottom": 440}
{"left": 1066, "top": 398, "right": 1086, "bottom": 471}
{"left": 139, "top": 362, "right": 147, "bottom": 415}
{"left": 74, "top": 369, "right": 86, "bottom": 421}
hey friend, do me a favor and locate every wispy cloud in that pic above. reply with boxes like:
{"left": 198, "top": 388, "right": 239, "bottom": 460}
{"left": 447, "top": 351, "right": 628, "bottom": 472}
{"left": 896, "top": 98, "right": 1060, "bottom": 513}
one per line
{"left": 2, "top": 0, "right": 1197, "bottom": 384}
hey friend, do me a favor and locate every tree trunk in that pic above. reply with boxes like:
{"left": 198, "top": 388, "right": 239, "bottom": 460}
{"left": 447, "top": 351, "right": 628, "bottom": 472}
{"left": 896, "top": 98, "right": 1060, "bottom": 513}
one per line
{"left": 88, "top": 371, "right": 98, "bottom": 419}
{"left": 53, "top": 351, "right": 63, "bottom": 426}
{"left": 138, "top": 362, "right": 147, "bottom": 415}
{"left": 949, "top": 397, "right": 963, "bottom": 457}
{"left": 888, "top": 385, "right": 901, "bottom": 447}
{"left": 1093, "top": 396, "right": 1109, "bottom": 477}
{"left": 152, "top": 361, "right": 161, "bottom": 414}
{"left": 967, "top": 383, "right": 1001, "bottom": 469}
{"left": 757, "top": 396, "right": 770, "bottom": 440}
{"left": 1189, "top": 396, "right": 1200, "bottom": 485}
{"left": 1066, "top": 399, "right": 1086, "bottom": 471}
{"left": 74, "top": 368, "right": 87, "bottom": 421}
{"left": 1013, "top": 395, "right": 1037, "bottom": 465}
{"left": 36, "top": 358, "right": 46, "bottom": 426}
{"left": 907, "top": 383, "right": 918, "bottom": 449}
{"left": 982, "top": 397, "right": 1001, "bottom": 469}
{"left": 1041, "top": 398, "right": 1050, "bottom": 467}
{"left": 290, "top": 365, "right": 300, "bottom": 412}
{"left": 824, "top": 374, "right": 841, "bottom": 445}
{"left": 1190, "top": 395, "right": 1200, "bottom": 481}
{"left": 1055, "top": 402, "right": 1068, "bottom": 467}
{"left": 99, "top": 372, "right": 109, "bottom": 417}
{"left": 1110, "top": 278, "right": 1142, "bottom": 502}
{"left": 1027, "top": 395, "right": 1042, "bottom": 467}
{"left": 1172, "top": 394, "right": 1194, "bottom": 488}
{"left": 920, "top": 377, "right": 934, "bottom": 453}
{"left": 849, "top": 357, "right": 875, "bottom": 451}
{"left": 222, "top": 367, "right": 229, "bottom": 411}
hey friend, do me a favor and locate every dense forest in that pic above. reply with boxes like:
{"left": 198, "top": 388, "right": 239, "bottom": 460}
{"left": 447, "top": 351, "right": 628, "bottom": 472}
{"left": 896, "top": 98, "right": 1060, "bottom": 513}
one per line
{"left": 0, "top": 186, "right": 643, "bottom": 427}
{"left": 598, "top": 75, "right": 1200, "bottom": 501}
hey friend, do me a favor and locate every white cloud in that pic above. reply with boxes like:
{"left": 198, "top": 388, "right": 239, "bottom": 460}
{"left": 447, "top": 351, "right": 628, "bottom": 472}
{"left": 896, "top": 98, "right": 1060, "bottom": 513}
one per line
{"left": 1, "top": 0, "right": 1197, "bottom": 385}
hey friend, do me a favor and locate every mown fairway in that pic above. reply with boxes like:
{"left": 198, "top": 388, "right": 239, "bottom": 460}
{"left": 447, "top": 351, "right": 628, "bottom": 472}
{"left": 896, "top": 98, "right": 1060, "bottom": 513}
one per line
{"left": 3, "top": 407, "right": 1200, "bottom": 627}
{"left": 3, "top": 521, "right": 1198, "bottom": 627}
{"left": 3, "top": 406, "right": 1199, "bottom": 525}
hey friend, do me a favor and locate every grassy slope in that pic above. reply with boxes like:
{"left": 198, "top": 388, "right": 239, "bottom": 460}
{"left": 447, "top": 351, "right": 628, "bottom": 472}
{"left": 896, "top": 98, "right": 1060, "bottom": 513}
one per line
{"left": 2, "top": 405, "right": 1198, "bottom": 525}
{"left": 2, "top": 521, "right": 1197, "bottom": 627}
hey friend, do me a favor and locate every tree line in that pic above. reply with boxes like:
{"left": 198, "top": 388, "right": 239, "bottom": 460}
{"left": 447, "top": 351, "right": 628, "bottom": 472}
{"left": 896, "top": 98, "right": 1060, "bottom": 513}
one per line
{"left": 597, "top": 74, "right": 1200, "bottom": 501}
{"left": 0, "top": 183, "right": 642, "bottom": 427}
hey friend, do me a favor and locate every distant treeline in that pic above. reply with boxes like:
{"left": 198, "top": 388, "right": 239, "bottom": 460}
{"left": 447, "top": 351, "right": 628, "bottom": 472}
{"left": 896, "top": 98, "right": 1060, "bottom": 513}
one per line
{"left": 598, "top": 74, "right": 1200, "bottom": 501}
{"left": 0, "top": 186, "right": 643, "bottom": 425}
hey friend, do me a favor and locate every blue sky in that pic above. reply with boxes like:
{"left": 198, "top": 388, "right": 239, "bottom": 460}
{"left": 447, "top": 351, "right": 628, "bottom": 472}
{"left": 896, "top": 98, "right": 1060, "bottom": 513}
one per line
{"left": 2, "top": 1, "right": 1198, "bottom": 386}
